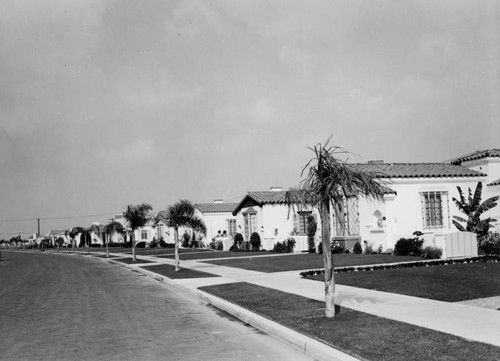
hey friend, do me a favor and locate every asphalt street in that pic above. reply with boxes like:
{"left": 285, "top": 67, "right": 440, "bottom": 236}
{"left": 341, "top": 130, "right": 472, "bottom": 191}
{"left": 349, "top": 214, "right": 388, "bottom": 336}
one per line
{"left": 0, "top": 251, "right": 314, "bottom": 361}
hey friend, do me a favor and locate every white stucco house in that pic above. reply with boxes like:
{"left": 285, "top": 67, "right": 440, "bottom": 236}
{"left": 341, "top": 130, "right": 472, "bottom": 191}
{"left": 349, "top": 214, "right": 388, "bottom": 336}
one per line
{"left": 232, "top": 187, "right": 322, "bottom": 251}
{"left": 195, "top": 200, "right": 238, "bottom": 242}
{"left": 229, "top": 149, "right": 500, "bottom": 254}
{"left": 351, "top": 161, "right": 488, "bottom": 251}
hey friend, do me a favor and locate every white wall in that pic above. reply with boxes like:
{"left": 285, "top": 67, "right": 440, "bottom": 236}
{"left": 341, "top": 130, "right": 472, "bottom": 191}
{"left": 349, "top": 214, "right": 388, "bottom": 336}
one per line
{"left": 358, "top": 177, "right": 485, "bottom": 250}
{"left": 196, "top": 209, "right": 236, "bottom": 241}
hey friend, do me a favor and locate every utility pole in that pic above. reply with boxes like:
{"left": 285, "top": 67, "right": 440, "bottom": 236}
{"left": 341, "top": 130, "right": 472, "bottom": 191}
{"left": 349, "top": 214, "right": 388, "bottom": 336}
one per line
{"left": 37, "top": 218, "right": 40, "bottom": 236}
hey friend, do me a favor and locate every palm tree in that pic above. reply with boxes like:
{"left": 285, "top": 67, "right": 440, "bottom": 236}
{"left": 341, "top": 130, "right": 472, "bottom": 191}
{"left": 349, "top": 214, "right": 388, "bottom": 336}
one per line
{"left": 166, "top": 200, "right": 207, "bottom": 271}
{"left": 452, "top": 182, "right": 498, "bottom": 239}
{"left": 286, "top": 138, "right": 388, "bottom": 318}
{"left": 69, "top": 227, "right": 84, "bottom": 253}
{"left": 103, "top": 221, "right": 124, "bottom": 258}
{"left": 123, "top": 203, "right": 153, "bottom": 262}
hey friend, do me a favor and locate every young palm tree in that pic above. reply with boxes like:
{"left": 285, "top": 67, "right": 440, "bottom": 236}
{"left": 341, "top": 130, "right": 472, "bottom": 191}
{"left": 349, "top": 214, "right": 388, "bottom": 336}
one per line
{"left": 286, "top": 137, "right": 388, "bottom": 318}
{"left": 166, "top": 200, "right": 207, "bottom": 271}
{"left": 452, "top": 182, "right": 498, "bottom": 239}
{"left": 123, "top": 203, "right": 153, "bottom": 262}
{"left": 103, "top": 221, "right": 124, "bottom": 258}
{"left": 69, "top": 227, "right": 83, "bottom": 253}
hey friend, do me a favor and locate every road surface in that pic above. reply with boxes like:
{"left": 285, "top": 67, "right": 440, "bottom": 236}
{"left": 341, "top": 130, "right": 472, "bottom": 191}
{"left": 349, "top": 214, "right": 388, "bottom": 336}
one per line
{"left": 0, "top": 251, "right": 314, "bottom": 361}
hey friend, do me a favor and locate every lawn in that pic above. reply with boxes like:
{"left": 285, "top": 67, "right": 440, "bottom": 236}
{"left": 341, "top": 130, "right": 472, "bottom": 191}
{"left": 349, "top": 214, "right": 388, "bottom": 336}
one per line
{"left": 202, "top": 253, "right": 418, "bottom": 273}
{"left": 142, "top": 264, "right": 221, "bottom": 279}
{"left": 158, "top": 250, "right": 277, "bottom": 260}
{"left": 308, "top": 261, "right": 500, "bottom": 302}
{"left": 199, "top": 282, "right": 500, "bottom": 361}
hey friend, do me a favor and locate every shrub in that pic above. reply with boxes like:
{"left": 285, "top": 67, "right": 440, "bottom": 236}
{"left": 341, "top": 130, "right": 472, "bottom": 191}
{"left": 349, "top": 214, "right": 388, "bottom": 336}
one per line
{"left": 479, "top": 233, "right": 500, "bottom": 256}
{"left": 363, "top": 243, "right": 375, "bottom": 255}
{"left": 232, "top": 233, "right": 244, "bottom": 250}
{"left": 394, "top": 237, "right": 423, "bottom": 256}
{"left": 135, "top": 241, "right": 146, "bottom": 248}
{"left": 331, "top": 240, "right": 344, "bottom": 254}
{"left": 209, "top": 239, "right": 223, "bottom": 250}
{"left": 273, "top": 237, "right": 296, "bottom": 253}
{"left": 182, "top": 231, "right": 190, "bottom": 248}
{"left": 307, "top": 215, "right": 317, "bottom": 253}
{"left": 421, "top": 246, "right": 443, "bottom": 259}
{"left": 249, "top": 232, "right": 261, "bottom": 251}
{"left": 353, "top": 241, "right": 362, "bottom": 254}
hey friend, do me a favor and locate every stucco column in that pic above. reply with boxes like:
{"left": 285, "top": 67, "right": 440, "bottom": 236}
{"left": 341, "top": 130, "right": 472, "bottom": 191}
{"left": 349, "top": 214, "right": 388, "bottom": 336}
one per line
{"left": 383, "top": 193, "right": 397, "bottom": 250}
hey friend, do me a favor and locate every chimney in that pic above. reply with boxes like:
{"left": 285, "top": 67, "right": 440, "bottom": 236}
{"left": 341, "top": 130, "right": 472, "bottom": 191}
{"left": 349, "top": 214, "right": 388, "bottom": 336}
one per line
{"left": 270, "top": 186, "right": 283, "bottom": 192}
{"left": 214, "top": 199, "right": 224, "bottom": 204}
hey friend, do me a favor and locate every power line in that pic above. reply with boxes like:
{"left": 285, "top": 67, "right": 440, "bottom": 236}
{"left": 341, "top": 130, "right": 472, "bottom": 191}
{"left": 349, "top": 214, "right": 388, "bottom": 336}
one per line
{"left": 0, "top": 212, "right": 121, "bottom": 223}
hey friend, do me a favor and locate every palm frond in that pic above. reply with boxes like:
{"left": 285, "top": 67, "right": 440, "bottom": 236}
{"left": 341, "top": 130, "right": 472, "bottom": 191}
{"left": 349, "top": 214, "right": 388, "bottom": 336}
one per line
{"left": 452, "top": 219, "right": 466, "bottom": 231}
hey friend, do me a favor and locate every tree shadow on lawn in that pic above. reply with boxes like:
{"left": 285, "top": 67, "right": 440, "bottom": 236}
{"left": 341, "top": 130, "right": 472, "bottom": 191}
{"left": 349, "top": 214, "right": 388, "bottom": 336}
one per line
{"left": 142, "top": 264, "right": 221, "bottom": 279}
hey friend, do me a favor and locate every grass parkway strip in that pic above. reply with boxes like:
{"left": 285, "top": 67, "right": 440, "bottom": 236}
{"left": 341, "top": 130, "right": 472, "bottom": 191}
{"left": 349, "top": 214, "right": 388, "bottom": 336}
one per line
{"left": 142, "top": 263, "right": 221, "bottom": 279}
{"left": 199, "top": 282, "right": 500, "bottom": 361}
{"left": 305, "top": 261, "right": 500, "bottom": 302}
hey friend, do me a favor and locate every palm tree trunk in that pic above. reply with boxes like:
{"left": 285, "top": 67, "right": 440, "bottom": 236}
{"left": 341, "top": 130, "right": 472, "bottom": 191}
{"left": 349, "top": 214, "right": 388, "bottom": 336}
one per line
{"left": 106, "top": 234, "right": 109, "bottom": 258}
{"left": 174, "top": 227, "right": 180, "bottom": 271}
{"left": 320, "top": 200, "right": 335, "bottom": 318}
{"left": 131, "top": 232, "right": 136, "bottom": 262}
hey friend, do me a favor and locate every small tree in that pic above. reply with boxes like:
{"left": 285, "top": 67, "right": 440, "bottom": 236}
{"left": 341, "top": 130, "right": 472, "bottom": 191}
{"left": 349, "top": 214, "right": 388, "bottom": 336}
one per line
{"left": 452, "top": 182, "right": 499, "bottom": 240}
{"left": 249, "top": 232, "right": 261, "bottom": 251}
{"left": 286, "top": 137, "right": 388, "bottom": 318}
{"left": 104, "top": 221, "right": 124, "bottom": 258}
{"left": 166, "top": 200, "right": 207, "bottom": 271}
{"left": 123, "top": 203, "right": 153, "bottom": 262}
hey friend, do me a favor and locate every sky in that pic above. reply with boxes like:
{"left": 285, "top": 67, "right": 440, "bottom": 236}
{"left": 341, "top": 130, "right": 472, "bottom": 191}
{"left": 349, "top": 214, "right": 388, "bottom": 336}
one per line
{"left": 1, "top": 0, "right": 499, "bottom": 237}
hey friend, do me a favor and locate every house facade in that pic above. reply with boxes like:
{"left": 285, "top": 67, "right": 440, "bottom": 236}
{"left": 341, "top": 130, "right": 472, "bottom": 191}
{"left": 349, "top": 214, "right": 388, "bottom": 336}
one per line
{"left": 352, "top": 162, "right": 487, "bottom": 251}
{"left": 232, "top": 187, "right": 322, "bottom": 251}
{"left": 195, "top": 200, "right": 238, "bottom": 242}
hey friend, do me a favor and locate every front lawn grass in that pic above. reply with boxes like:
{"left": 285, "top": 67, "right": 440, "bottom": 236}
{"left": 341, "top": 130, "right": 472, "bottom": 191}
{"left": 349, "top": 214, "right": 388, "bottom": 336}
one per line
{"left": 159, "top": 250, "right": 277, "bottom": 260}
{"left": 200, "top": 282, "right": 500, "bottom": 361}
{"left": 142, "top": 264, "right": 221, "bottom": 279}
{"left": 308, "top": 261, "right": 500, "bottom": 301}
{"left": 203, "top": 253, "right": 417, "bottom": 273}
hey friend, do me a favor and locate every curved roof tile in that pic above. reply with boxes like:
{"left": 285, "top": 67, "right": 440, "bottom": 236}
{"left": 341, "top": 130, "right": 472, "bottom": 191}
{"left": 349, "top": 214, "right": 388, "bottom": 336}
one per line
{"left": 352, "top": 163, "right": 486, "bottom": 178}
{"left": 450, "top": 149, "right": 500, "bottom": 165}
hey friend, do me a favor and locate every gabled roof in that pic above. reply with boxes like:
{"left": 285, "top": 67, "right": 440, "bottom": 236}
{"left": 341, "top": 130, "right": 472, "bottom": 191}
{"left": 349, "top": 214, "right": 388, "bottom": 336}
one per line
{"left": 488, "top": 178, "right": 500, "bottom": 186}
{"left": 195, "top": 203, "right": 238, "bottom": 213}
{"left": 154, "top": 210, "right": 169, "bottom": 225}
{"left": 450, "top": 149, "right": 500, "bottom": 165}
{"left": 351, "top": 162, "right": 486, "bottom": 179}
{"left": 232, "top": 191, "right": 287, "bottom": 215}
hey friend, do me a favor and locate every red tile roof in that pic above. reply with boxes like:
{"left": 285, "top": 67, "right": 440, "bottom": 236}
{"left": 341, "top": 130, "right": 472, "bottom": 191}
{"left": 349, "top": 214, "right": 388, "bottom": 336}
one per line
{"left": 352, "top": 163, "right": 485, "bottom": 178}
{"left": 195, "top": 203, "right": 239, "bottom": 213}
{"left": 450, "top": 149, "right": 500, "bottom": 165}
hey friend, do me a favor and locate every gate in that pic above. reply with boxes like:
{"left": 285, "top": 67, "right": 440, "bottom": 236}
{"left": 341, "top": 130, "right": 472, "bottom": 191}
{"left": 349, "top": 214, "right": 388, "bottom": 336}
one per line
{"left": 445, "top": 232, "right": 478, "bottom": 258}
